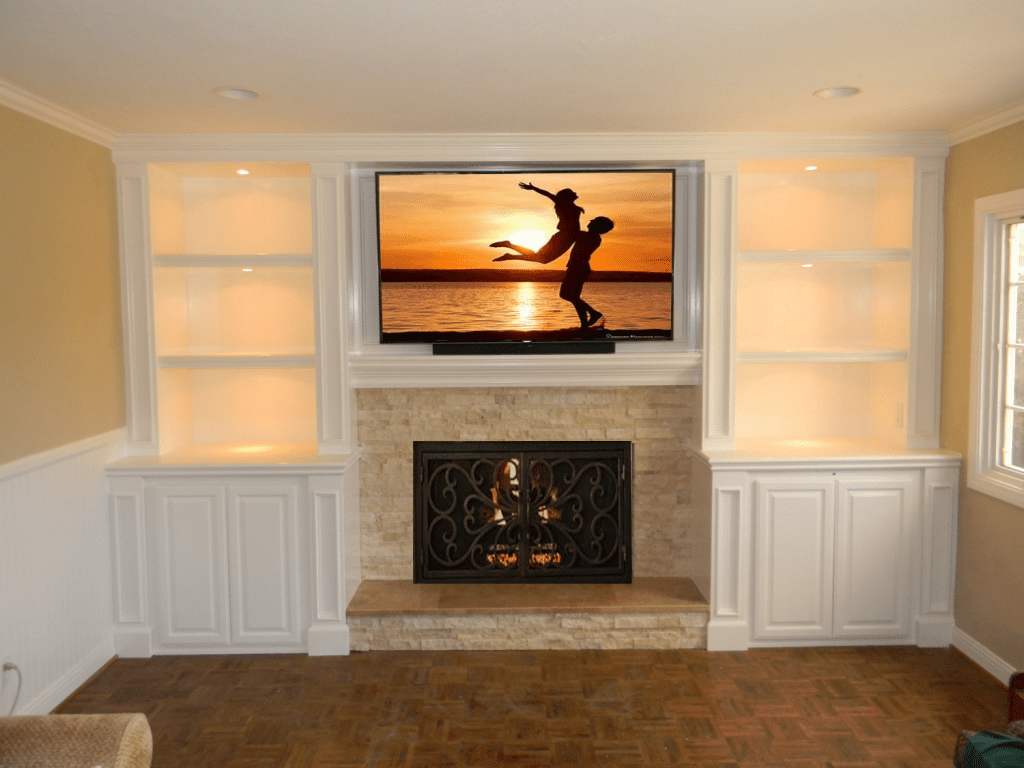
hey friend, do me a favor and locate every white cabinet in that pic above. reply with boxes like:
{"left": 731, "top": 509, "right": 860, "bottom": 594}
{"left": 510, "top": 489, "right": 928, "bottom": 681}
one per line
{"left": 697, "top": 456, "right": 959, "bottom": 651}
{"left": 227, "top": 485, "right": 304, "bottom": 645}
{"left": 697, "top": 151, "right": 958, "bottom": 652}
{"left": 833, "top": 474, "right": 916, "bottom": 638}
{"left": 754, "top": 475, "right": 835, "bottom": 640}
{"left": 110, "top": 158, "right": 361, "bottom": 658}
{"left": 147, "top": 483, "right": 230, "bottom": 647}
{"left": 753, "top": 471, "right": 917, "bottom": 642}
{"left": 147, "top": 481, "right": 302, "bottom": 649}
{"left": 107, "top": 459, "right": 361, "bottom": 657}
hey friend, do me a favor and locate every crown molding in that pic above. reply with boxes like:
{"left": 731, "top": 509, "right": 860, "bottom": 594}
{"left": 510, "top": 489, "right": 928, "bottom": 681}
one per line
{"left": 947, "top": 101, "right": 1024, "bottom": 146}
{"left": 0, "top": 78, "right": 115, "bottom": 147}
{"left": 0, "top": 73, "right": 971, "bottom": 159}
{"left": 10, "top": 71, "right": 1023, "bottom": 155}
{"left": 111, "top": 130, "right": 951, "bottom": 163}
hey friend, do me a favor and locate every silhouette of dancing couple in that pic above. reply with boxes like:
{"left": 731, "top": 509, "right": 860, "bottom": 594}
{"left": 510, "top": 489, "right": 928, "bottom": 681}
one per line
{"left": 490, "top": 182, "right": 614, "bottom": 330}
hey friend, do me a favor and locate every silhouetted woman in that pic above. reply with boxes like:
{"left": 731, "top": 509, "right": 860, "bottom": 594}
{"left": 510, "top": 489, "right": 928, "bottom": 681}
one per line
{"left": 490, "top": 182, "right": 584, "bottom": 263}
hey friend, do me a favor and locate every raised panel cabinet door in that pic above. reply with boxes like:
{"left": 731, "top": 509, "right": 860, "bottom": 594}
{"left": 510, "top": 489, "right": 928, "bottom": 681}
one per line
{"left": 833, "top": 472, "right": 917, "bottom": 639}
{"left": 753, "top": 476, "right": 835, "bottom": 640}
{"left": 147, "top": 484, "right": 230, "bottom": 647}
{"left": 226, "top": 484, "right": 303, "bottom": 645}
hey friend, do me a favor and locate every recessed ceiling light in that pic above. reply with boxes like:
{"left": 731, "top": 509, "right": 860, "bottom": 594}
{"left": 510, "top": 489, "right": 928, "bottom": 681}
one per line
{"left": 214, "top": 87, "right": 262, "bottom": 101}
{"left": 813, "top": 87, "right": 862, "bottom": 100}
{"left": 805, "top": 165, "right": 818, "bottom": 171}
{"left": 236, "top": 169, "right": 250, "bottom": 175}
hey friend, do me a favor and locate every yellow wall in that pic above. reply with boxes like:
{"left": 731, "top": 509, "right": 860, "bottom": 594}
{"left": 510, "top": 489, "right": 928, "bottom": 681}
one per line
{"left": 0, "top": 105, "right": 124, "bottom": 464}
{"left": 944, "top": 120, "right": 1024, "bottom": 673}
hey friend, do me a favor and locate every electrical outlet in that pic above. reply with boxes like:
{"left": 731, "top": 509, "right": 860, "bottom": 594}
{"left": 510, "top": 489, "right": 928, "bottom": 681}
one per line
{"left": 0, "top": 656, "right": 10, "bottom": 717}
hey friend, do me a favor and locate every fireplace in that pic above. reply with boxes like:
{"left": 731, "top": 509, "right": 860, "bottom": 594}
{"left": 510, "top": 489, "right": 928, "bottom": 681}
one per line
{"left": 413, "top": 441, "right": 632, "bottom": 583}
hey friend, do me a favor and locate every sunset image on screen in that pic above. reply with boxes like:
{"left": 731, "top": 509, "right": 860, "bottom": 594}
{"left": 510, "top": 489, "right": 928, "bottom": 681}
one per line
{"left": 376, "top": 169, "right": 675, "bottom": 344}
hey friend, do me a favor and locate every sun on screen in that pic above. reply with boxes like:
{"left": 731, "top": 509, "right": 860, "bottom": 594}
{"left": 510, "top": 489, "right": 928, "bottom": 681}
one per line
{"left": 505, "top": 229, "right": 549, "bottom": 253}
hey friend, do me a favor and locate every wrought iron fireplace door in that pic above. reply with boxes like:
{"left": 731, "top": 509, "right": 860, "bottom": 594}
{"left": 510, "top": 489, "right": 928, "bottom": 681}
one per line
{"left": 413, "top": 441, "right": 632, "bottom": 583}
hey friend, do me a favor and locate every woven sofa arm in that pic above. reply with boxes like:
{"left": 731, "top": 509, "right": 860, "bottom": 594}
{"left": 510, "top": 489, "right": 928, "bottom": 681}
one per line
{"left": 1006, "top": 720, "right": 1024, "bottom": 739}
{"left": 0, "top": 713, "right": 152, "bottom": 768}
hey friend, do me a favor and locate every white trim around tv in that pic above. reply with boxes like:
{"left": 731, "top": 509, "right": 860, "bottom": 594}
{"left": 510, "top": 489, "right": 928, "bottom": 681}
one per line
{"left": 345, "top": 161, "right": 703, "bottom": 389}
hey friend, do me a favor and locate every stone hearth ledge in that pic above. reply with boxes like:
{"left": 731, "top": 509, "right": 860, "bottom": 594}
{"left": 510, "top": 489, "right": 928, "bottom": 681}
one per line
{"left": 347, "top": 577, "right": 707, "bottom": 616}
{"left": 346, "top": 577, "right": 710, "bottom": 651}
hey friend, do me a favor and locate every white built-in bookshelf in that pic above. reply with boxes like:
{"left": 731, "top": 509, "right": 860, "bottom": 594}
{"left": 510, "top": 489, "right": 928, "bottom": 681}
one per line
{"left": 734, "top": 157, "right": 915, "bottom": 453}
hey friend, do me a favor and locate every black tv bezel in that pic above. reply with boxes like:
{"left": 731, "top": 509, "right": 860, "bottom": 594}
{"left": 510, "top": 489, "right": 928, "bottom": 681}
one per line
{"left": 374, "top": 166, "right": 676, "bottom": 353}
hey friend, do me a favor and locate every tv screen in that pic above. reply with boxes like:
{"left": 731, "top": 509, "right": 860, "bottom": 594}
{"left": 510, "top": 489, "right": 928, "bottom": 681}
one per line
{"left": 376, "top": 169, "right": 675, "bottom": 349}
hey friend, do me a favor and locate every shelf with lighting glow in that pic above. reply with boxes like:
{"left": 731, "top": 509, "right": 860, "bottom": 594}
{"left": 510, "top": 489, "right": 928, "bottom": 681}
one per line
{"left": 739, "top": 249, "right": 910, "bottom": 263}
{"left": 736, "top": 259, "right": 911, "bottom": 354}
{"left": 140, "top": 162, "right": 320, "bottom": 457}
{"left": 158, "top": 354, "right": 316, "bottom": 368}
{"left": 155, "top": 366, "right": 317, "bottom": 453}
{"left": 736, "top": 348, "right": 908, "bottom": 364}
{"left": 153, "top": 263, "right": 314, "bottom": 359}
{"left": 153, "top": 253, "right": 313, "bottom": 267}
{"left": 737, "top": 158, "right": 914, "bottom": 252}
{"left": 733, "top": 157, "right": 915, "bottom": 448}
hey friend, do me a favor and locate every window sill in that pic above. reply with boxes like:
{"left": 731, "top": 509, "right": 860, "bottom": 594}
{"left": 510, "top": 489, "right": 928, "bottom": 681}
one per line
{"left": 967, "top": 468, "right": 1024, "bottom": 509}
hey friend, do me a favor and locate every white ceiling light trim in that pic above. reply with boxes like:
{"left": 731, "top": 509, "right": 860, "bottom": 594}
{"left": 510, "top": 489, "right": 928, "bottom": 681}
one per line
{"left": 214, "top": 87, "right": 262, "bottom": 101}
{"left": 814, "top": 87, "right": 863, "bottom": 99}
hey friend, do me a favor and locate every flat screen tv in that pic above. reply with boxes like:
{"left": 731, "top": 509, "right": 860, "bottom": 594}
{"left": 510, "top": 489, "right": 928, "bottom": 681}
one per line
{"left": 375, "top": 168, "right": 675, "bottom": 353}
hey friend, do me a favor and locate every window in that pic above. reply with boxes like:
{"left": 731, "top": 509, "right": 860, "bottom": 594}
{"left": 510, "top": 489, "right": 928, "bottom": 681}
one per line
{"left": 969, "top": 188, "right": 1024, "bottom": 507}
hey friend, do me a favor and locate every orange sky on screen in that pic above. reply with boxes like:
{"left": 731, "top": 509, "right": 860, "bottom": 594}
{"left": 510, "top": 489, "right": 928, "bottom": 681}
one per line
{"left": 377, "top": 171, "right": 674, "bottom": 273}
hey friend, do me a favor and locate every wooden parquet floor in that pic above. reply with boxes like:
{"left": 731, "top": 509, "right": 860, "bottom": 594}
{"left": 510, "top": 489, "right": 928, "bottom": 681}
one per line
{"left": 56, "top": 646, "right": 1009, "bottom": 768}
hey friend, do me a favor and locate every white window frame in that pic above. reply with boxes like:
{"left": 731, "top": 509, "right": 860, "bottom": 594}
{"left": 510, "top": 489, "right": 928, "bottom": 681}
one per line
{"left": 969, "top": 187, "right": 1024, "bottom": 507}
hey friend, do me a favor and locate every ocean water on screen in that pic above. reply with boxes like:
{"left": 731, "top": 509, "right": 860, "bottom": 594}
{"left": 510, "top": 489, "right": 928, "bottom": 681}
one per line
{"left": 381, "top": 282, "right": 671, "bottom": 334}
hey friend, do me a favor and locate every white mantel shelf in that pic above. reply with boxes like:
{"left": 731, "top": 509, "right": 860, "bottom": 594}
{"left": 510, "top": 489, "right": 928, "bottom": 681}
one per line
{"left": 347, "top": 349, "right": 701, "bottom": 388}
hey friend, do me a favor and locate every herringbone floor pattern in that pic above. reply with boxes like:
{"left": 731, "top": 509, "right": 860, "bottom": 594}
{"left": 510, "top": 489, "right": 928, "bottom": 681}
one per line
{"left": 57, "top": 646, "right": 1008, "bottom": 768}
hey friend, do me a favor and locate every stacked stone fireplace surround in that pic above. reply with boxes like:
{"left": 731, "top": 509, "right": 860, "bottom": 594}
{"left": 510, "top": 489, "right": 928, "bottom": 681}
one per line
{"left": 349, "top": 386, "right": 710, "bottom": 650}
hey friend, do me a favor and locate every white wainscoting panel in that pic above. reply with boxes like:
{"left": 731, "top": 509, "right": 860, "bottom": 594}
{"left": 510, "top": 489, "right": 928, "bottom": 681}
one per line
{"left": 0, "top": 430, "right": 124, "bottom": 714}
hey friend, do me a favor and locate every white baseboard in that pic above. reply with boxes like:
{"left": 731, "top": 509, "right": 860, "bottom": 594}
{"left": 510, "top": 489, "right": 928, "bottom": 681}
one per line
{"left": 916, "top": 615, "right": 956, "bottom": 648}
{"left": 21, "top": 638, "right": 116, "bottom": 715}
{"left": 706, "top": 619, "right": 750, "bottom": 652}
{"left": 953, "top": 627, "right": 1017, "bottom": 686}
{"left": 114, "top": 627, "right": 154, "bottom": 659}
{"left": 308, "top": 625, "right": 350, "bottom": 656}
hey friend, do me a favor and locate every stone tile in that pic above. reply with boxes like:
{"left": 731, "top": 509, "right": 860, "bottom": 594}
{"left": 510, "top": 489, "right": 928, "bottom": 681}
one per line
{"left": 356, "top": 386, "right": 697, "bottom": 580}
{"left": 346, "top": 577, "right": 709, "bottom": 651}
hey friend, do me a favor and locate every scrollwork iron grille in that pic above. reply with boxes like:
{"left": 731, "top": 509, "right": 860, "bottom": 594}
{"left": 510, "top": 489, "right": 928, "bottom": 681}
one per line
{"left": 413, "top": 441, "right": 632, "bottom": 583}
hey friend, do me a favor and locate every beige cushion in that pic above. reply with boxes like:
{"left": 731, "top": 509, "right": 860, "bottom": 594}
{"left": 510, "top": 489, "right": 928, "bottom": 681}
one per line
{"left": 0, "top": 713, "right": 152, "bottom": 768}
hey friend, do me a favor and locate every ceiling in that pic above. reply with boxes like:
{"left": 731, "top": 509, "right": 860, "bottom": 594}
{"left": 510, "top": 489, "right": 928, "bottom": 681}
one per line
{"left": 2, "top": 0, "right": 1024, "bottom": 137}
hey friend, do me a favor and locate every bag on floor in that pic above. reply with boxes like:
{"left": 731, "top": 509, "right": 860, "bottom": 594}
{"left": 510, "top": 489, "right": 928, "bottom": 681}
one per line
{"left": 963, "top": 731, "right": 1024, "bottom": 768}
